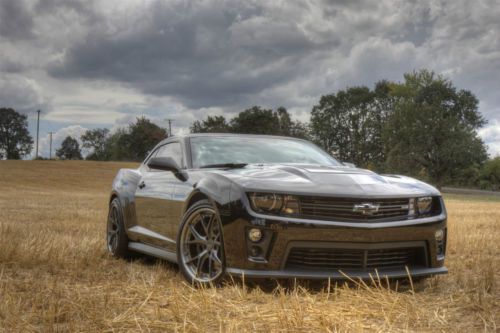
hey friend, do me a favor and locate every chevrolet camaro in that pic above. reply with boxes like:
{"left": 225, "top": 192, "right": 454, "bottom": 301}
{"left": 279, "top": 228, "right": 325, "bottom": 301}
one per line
{"left": 107, "top": 134, "right": 447, "bottom": 285}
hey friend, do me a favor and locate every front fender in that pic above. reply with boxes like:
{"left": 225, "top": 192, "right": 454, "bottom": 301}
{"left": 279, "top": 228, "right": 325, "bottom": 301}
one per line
{"left": 110, "top": 168, "right": 142, "bottom": 229}
{"left": 180, "top": 173, "right": 233, "bottom": 218}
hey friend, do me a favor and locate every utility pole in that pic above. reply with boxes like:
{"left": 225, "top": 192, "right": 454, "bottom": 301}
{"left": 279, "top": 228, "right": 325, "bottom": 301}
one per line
{"left": 166, "top": 118, "right": 173, "bottom": 136}
{"left": 35, "top": 110, "right": 41, "bottom": 159}
{"left": 48, "top": 132, "right": 53, "bottom": 159}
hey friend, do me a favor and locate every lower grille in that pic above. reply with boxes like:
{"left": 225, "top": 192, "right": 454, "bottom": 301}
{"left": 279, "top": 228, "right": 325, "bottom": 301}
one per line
{"left": 285, "top": 246, "right": 426, "bottom": 271}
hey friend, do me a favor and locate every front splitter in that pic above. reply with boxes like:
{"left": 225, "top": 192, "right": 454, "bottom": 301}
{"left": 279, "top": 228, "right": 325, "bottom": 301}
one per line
{"left": 226, "top": 266, "right": 448, "bottom": 280}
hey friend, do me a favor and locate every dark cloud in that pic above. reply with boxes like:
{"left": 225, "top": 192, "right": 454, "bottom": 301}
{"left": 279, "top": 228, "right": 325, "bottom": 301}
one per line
{"left": 0, "top": 56, "right": 26, "bottom": 73}
{"left": 0, "top": 0, "right": 34, "bottom": 40}
{"left": 397, "top": 7, "right": 435, "bottom": 46}
{"left": 0, "top": 75, "right": 47, "bottom": 114}
{"left": 48, "top": 1, "right": 317, "bottom": 108}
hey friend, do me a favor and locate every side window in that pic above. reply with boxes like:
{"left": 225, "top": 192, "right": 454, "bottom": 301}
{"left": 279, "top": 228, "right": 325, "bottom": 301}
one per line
{"left": 155, "top": 142, "right": 183, "bottom": 167}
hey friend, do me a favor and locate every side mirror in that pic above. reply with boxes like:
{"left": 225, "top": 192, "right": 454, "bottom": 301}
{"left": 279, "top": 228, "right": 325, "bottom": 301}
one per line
{"left": 148, "top": 157, "right": 180, "bottom": 173}
{"left": 342, "top": 161, "right": 356, "bottom": 168}
{"left": 147, "top": 157, "right": 187, "bottom": 181}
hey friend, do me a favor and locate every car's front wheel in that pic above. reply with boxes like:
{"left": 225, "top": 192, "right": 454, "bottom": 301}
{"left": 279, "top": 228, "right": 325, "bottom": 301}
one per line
{"left": 107, "top": 197, "right": 130, "bottom": 258}
{"left": 177, "top": 200, "right": 226, "bottom": 285}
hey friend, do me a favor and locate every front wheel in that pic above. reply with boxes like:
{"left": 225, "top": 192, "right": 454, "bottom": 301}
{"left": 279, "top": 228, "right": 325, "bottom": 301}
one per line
{"left": 177, "top": 200, "right": 226, "bottom": 285}
{"left": 107, "top": 197, "right": 130, "bottom": 258}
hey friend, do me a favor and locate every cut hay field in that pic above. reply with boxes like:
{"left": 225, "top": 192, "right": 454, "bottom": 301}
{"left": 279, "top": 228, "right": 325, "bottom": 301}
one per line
{"left": 0, "top": 161, "right": 498, "bottom": 332}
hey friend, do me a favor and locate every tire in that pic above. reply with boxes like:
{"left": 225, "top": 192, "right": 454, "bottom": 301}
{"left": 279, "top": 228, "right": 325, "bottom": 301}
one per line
{"left": 107, "top": 197, "right": 130, "bottom": 258}
{"left": 177, "top": 199, "right": 226, "bottom": 286}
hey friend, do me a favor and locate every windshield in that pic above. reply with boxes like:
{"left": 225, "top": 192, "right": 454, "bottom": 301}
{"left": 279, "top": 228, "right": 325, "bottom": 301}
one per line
{"left": 190, "top": 136, "right": 341, "bottom": 168}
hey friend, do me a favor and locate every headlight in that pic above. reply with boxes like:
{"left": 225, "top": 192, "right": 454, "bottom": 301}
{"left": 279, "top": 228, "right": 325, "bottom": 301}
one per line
{"left": 249, "top": 193, "right": 283, "bottom": 213}
{"left": 417, "top": 196, "right": 433, "bottom": 214}
{"left": 248, "top": 193, "right": 300, "bottom": 215}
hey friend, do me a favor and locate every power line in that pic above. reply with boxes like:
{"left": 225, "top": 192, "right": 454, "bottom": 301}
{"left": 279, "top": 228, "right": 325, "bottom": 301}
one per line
{"left": 35, "top": 110, "right": 41, "bottom": 159}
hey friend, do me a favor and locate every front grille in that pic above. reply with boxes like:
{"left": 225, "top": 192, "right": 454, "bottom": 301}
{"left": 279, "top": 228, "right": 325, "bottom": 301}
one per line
{"left": 285, "top": 246, "right": 426, "bottom": 271}
{"left": 298, "top": 197, "right": 411, "bottom": 221}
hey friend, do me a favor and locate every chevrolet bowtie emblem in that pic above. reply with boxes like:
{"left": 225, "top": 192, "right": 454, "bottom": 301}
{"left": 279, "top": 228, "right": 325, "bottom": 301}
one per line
{"left": 353, "top": 203, "right": 380, "bottom": 215}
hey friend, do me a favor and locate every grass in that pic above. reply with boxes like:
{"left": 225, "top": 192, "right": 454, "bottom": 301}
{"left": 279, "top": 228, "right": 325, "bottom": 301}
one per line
{"left": 0, "top": 160, "right": 498, "bottom": 332}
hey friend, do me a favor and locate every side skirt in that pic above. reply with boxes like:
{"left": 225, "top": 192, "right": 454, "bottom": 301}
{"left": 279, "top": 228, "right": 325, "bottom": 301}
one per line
{"left": 128, "top": 242, "right": 177, "bottom": 263}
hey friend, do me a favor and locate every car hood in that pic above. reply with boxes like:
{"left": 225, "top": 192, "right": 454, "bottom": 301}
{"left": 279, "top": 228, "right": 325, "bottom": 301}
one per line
{"left": 214, "top": 164, "right": 440, "bottom": 198}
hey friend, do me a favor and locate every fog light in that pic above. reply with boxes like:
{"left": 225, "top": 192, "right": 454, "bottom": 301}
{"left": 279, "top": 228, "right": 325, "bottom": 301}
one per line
{"left": 250, "top": 246, "right": 262, "bottom": 257}
{"left": 435, "top": 229, "right": 444, "bottom": 241}
{"left": 248, "top": 228, "right": 263, "bottom": 242}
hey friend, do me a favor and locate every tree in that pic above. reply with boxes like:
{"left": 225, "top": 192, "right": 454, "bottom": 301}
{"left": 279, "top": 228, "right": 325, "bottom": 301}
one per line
{"left": 276, "top": 107, "right": 311, "bottom": 139}
{"left": 105, "top": 128, "right": 130, "bottom": 161}
{"left": 191, "top": 116, "right": 231, "bottom": 133}
{"left": 287, "top": 120, "right": 310, "bottom": 140}
{"left": 56, "top": 136, "right": 83, "bottom": 160}
{"left": 78, "top": 118, "right": 167, "bottom": 162}
{"left": 81, "top": 128, "right": 110, "bottom": 160}
{"left": 190, "top": 106, "right": 310, "bottom": 139}
{"left": 479, "top": 157, "right": 500, "bottom": 191}
{"left": 310, "top": 86, "right": 387, "bottom": 168}
{"left": 230, "top": 106, "right": 282, "bottom": 134}
{"left": 0, "top": 108, "right": 33, "bottom": 159}
{"left": 106, "top": 117, "right": 167, "bottom": 161}
{"left": 383, "top": 70, "right": 488, "bottom": 188}
{"left": 127, "top": 117, "right": 168, "bottom": 161}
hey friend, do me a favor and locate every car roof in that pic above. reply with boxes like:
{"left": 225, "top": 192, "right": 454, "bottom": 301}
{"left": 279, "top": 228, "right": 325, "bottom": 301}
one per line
{"left": 158, "top": 133, "right": 307, "bottom": 145}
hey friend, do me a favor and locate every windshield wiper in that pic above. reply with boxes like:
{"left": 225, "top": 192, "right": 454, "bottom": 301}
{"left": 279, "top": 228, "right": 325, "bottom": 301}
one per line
{"left": 200, "top": 163, "right": 248, "bottom": 169}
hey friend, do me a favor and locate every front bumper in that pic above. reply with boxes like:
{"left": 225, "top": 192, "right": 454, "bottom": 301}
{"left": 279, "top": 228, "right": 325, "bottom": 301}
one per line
{"left": 227, "top": 266, "right": 448, "bottom": 280}
{"left": 221, "top": 205, "right": 447, "bottom": 280}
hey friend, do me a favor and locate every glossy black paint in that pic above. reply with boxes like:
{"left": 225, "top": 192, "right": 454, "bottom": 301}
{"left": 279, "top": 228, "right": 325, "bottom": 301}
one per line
{"left": 110, "top": 134, "right": 447, "bottom": 279}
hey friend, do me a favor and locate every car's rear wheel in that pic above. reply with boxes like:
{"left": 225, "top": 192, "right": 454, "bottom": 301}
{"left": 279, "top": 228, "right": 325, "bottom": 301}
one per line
{"left": 177, "top": 200, "right": 225, "bottom": 285}
{"left": 107, "top": 197, "right": 130, "bottom": 258}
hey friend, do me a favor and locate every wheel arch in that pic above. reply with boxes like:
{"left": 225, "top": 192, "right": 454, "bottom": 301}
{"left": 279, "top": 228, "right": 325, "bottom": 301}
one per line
{"left": 109, "top": 191, "right": 119, "bottom": 204}
{"left": 185, "top": 191, "right": 210, "bottom": 209}
{"left": 182, "top": 189, "right": 218, "bottom": 215}
{"left": 182, "top": 175, "right": 233, "bottom": 216}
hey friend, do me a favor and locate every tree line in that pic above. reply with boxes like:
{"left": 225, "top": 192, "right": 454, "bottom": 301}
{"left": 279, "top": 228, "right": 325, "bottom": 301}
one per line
{"left": 192, "top": 70, "right": 498, "bottom": 190}
{"left": 0, "top": 69, "right": 499, "bottom": 190}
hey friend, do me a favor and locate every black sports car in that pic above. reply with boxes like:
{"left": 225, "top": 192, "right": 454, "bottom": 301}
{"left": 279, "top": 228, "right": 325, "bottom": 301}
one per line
{"left": 107, "top": 134, "right": 447, "bottom": 284}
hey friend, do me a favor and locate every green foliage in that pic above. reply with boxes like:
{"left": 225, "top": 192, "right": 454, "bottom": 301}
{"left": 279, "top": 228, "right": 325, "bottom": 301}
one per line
{"left": 56, "top": 136, "right": 82, "bottom": 160}
{"left": 310, "top": 85, "right": 389, "bottom": 169}
{"left": 383, "top": 70, "right": 487, "bottom": 188}
{"left": 479, "top": 157, "right": 500, "bottom": 191}
{"left": 191, "top": 106, "right": 310, "bottom": 139}
{"left": 0, "top": 108, "right": 33, "bottom": 159}
{"left": 275, "top": 107, "right": 310, "bottom": 139}
{"left": 126, "top": 117, "right": 168, "bottom": 161}
{"left": 230, "top": 106, "right": 281, "bottom": 134}
{"left": 67, "top": 118, "right": 168, "bottom": 162}
{"left": 310, "top": 69, "right": 489, "bottom": 188}
{"left": 190, "top": 116, "right": 230, "bottom": 133}
{"left": 81, "top": 128, "right": 110, "bottom": 160}
{"left": 106, "top": 117, "right": 168, "bottom": 161}
{"left": 104, "top": 129, "right": 131, "bottom": 161}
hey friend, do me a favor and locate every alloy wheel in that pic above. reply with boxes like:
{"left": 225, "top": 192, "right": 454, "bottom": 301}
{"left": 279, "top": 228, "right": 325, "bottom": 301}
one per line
{"left": 179, "top": 207, "right": 224, "bottom": 283}
{"left": 107, "top": 205, "right": 120, "bottom": 253}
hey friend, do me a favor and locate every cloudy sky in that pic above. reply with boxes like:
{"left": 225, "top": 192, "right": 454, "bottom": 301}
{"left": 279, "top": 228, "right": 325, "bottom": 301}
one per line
{"left": 1, "top": 0, "right": 499, "bottom": 157}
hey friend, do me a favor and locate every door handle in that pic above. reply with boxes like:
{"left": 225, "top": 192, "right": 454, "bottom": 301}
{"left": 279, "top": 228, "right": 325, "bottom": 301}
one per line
{"left": 138, "top": 181, "right": 146, "bottom": 189}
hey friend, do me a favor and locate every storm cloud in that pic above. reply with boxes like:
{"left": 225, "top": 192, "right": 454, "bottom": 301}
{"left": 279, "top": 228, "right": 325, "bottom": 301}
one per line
{"left": 1, "top": 0, "right": 499, "bottom": 156}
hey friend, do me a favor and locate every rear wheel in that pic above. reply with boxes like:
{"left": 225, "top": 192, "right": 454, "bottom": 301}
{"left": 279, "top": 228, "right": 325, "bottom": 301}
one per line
{"left": 107, "top": 197, "right": 130, "bottom": 258}
{"left": 177, "top": 200, "right": 225, "bottom": 285}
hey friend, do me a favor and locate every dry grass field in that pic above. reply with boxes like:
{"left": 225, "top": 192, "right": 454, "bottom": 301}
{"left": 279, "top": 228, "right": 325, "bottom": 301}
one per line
{"left": 0, "top": 161, "right": 498, "bottom": 332}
